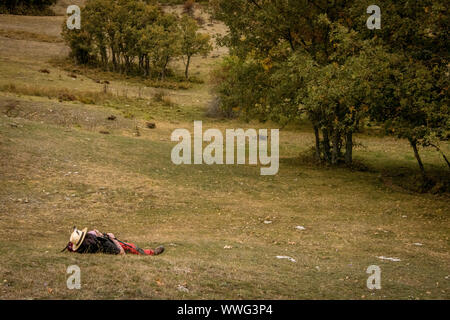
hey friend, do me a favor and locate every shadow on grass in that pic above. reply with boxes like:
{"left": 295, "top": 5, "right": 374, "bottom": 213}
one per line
{"left": 280, "top": 149, "right": 450, "bottom": 195}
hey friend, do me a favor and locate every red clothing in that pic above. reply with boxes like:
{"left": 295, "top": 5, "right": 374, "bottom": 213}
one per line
{"left": 118, "top": 241, "right": 154, "bottom": 255}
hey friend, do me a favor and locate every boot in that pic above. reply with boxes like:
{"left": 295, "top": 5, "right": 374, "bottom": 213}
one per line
{"left": 153, "top": 245, "right": 165, "bottom": 255}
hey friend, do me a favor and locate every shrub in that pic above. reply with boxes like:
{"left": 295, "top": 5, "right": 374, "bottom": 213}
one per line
{"left": 0, "top": 0, "right": 57, "bottom": 15}
{"left": 183, "top": 0, "right": 195, "bottom": 16}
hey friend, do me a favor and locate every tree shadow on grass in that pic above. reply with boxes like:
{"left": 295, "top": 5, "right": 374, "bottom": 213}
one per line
{"left": 280, "top": 150, "right": 450, "bottom": 195}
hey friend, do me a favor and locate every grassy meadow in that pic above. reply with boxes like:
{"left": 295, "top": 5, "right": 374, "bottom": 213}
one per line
{"left": 0, "top": 3, "right": 449, "bottom": 300}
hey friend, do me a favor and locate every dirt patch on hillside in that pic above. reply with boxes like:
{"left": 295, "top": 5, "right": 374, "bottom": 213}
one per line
{"left": 0, "top": 14, "right": 64, "bottom": 37}
{"left": 0, "top": 96, "right": 135, "bottom": 134}
{"left": 0, "top": 37, "right": 67, "bottom": 62}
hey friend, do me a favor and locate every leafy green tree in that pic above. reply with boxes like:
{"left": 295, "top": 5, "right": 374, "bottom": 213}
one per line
{"left": 287, "top": 21, "right": 391, "bottom": 164}
{"left": 179, "top": 15, "right": 212, "bottom": 79}
{"left": 62, "top": 0, "right": 182, "bottom": 80}
{"left": 0, "top": 0, "right": 57, "bottom": 15}
{"left": 212, "top": 0, "right": 449, "bottom": 171}
{"left": 369, "top": 55, "right": 449, "bottom": 175}
{"left": 62, "top": 26, "right": 95, "bottom": 65}
{"left": 211, "top": 1, "right": 365, "bottom": 164}
{"left": 148, "top": 13, "right": 181, "bottom": 79}
{"left": 81, "top": 0, "right": 111, "bottom": 68}
{"left": 349, "top": 0, "right": 449, "bottom": 174}
{"left": 213, "top": 55, "right": 270, "bottom": 120}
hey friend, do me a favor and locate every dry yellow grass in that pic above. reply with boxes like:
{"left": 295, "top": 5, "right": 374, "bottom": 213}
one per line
{"left": 1, "top": 97, "right": 449, "bottom": 299}
{"left": 0, "top": 28, "right": 62, "bottom": 43}
{"left": 0, "top": 14, "right": 64, "bottom": 37}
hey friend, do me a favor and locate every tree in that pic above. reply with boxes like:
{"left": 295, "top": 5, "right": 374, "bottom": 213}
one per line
{"left": 287, "top": 21, "right": 391, "bottom": 165}
{"left": 369, "top": 55, "right": 449, "bottom": 176}
{"left": 81, "top": 0, "right": 111, "bottom": 68}
{"left": 183, "top": 0, "right": 196, "bottom": 17}
{"left": 212, "top": 0, "right": 449, "bottom": 171}
{"left": 211, "top": 1, "right": 366, "bottom": 164}
{"left": 62, "top": 0, "right": 183, "bottom": 80}
{"left": 0, "top": 0, "right": 57, "bottom": 15}
{"left": 148, "top": 13, "right": 181, "bottom": 80}
{"left": 350, "top": 0, "right": 449, "bottom": 174}
{"left": 62, "top": 27, "right": 95, "bottom": 65}
{"left": 179, "top": 15, "right": 212, "bottom": 79}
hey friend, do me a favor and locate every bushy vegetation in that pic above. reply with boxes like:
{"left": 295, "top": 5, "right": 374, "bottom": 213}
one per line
{"left": 212, "top": 0, "right": 449, "bottom": 176}
{"left": 0, "top": 0, "right": 57, "bottom": 15}
{"left": 158, "top": 0, "right": 207, "bottom": 5}
{"left": 62, "top": 0, "right": 212, "bottom": 80}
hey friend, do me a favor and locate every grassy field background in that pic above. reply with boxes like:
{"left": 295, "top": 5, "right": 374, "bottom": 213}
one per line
{"left": 0, "top": 3, "right": 449, "bottom": 300}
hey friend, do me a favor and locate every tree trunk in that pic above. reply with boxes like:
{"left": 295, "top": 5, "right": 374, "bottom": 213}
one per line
{"left": 331, "top": 131, "right": 340, "bottom": 165}
{"left": 287, "top": 29, "right": 295, "bottom": 51}
{"left": 185, "top": 55, "right": 191, "bottom": 79}
{"left": 313, "top": 125, "right": 321, "bottom": 160}
{"left": 100, "top": 47, "right": 107, "bottom": 69}
{"left": 345, "top": 131, "right": 352, "bottom": 165}
{"left": 442, "top": 153, "right": 450, "bottom": 170}
{"left": 355, "top": 117, "right": 361, "bottom": 133}
{"left": 430, "top": 143, "right": 450, "bottom": 170}
{"left": 161, "top": 56, "right": 169, "bottom": 80}
{"left": 138, "top": 55, "right": 143, "bottom": 74}
{"left": 145, "top": 55, "right": 150, "bottom": 77}
{"left": 409, "top": 139, "right": 425, "bottom": 176}
{"left": 322, "top": 128, "right": 331, "bottom": 162}
{"left": 124, "top": 55, "right": 131, "bottom": 74}
{"left": 111, "top": 49, "right": 117, "bottom": 72}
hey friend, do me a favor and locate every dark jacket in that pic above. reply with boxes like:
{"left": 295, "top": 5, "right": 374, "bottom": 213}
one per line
{"left": 76, "top": 233, "right": 121, "bottom": 255}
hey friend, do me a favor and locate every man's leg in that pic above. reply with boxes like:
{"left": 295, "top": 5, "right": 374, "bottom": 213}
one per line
{"left": 119, "top": 242, "right": 164, "bottom": 255}
{"left": 119, "top": 241, "right": 153, "bottom": 255}
{"left": 143, "top": 248, "right": 155, "bottom": 255}
{"left": 106, "top": 233, "right": 125, "bottom": 254}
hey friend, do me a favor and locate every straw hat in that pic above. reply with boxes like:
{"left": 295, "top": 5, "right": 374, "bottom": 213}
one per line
{"left": 70, "top": 226, "right": 87, "bottom": 251}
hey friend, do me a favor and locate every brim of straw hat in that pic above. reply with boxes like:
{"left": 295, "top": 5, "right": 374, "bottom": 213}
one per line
{"left": 71, "top": 227, "right": 87, "bottom": 251}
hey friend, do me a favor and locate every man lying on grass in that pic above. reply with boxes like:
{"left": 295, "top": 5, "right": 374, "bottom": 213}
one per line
{"left": 62, "top": 227, "right": 164, "bottom": 256}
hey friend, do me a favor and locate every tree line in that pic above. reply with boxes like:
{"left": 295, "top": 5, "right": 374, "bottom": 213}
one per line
{"left": 0, "top": 0, "right": 57, "bottom": 15}
{"left": 63, "top": 0, "right": 212, "bottom": 79}
{"left": 211, "top": 0, "right": 449, "bottom": 176}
